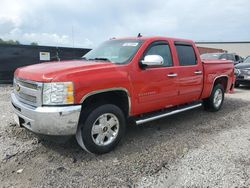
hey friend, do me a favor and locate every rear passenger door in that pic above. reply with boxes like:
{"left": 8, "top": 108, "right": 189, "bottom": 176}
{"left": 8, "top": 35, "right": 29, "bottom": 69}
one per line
{"left": 174, "top": 42, "right": 203, "bottom": 104}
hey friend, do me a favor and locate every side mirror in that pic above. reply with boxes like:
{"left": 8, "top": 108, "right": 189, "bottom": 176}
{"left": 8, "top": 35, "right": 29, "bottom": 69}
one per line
{"left": 141, "top": 55, "right": 164, "bottom": 66}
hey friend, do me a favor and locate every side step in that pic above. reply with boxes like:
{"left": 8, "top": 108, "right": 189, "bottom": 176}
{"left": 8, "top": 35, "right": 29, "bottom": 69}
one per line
{"left": 135, "top": 103, "right": 202, "bottom": 125}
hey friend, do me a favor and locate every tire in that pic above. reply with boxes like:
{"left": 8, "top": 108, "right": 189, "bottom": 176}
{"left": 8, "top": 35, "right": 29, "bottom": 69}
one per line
{"left": 203, "top": 84, "right": 225, "bottom": 112}
{"left": 76, "top": 104, "right": 126, "bottom": 154}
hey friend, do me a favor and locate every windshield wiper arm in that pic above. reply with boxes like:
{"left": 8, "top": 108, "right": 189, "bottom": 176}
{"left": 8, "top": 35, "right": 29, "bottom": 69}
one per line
{"left": 89, "top": 57, "right": 111, "bottom": 62}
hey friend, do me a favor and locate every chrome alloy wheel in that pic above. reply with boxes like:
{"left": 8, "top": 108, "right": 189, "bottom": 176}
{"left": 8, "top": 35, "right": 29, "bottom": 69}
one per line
{"left": 213, "top": 88, "right": 223, "bottom": 108}
{"left": 91, "top": 113, "right": 120, "bottom": 146}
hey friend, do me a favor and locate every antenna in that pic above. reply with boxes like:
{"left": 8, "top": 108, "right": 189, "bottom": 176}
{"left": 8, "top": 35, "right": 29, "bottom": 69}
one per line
{"left": 137, "top": 33, "right": 142, "bottom": 37}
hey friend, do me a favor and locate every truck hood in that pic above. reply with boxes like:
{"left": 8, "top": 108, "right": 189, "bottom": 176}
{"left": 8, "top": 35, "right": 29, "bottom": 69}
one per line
{"left": 15, "top": 60, "right": 118, "bottom": 82}
{"left": 235, "top": 63, "right": 250, "bottom": 69}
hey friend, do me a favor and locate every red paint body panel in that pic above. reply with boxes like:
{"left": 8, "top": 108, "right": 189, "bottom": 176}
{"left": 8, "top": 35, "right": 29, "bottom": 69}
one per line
{"left": 14, "top": 36, "right": 235, "bottom": 116}
{"left": 201, "top": 60, "right": 235, "bottom": 99}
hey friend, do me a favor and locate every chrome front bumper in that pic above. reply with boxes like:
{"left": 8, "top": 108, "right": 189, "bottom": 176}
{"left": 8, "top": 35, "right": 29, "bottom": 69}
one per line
{"left": 11, "top": 93, "right": 82, "bottom": 136}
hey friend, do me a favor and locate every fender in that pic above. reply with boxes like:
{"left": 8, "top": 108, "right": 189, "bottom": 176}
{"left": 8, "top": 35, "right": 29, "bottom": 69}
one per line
{"left": 80, "top": 87, "right": 132, "bottom": 115}
{"left": 209, "top": 75, "right": 229, "bottom": 95}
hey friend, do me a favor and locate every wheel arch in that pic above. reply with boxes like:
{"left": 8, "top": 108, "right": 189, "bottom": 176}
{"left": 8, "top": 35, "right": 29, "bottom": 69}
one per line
{"left": 210, "top": 75, "right": 228, "bottom": 95}
{"left": 80, "top": 87, "right": 131, "bottom": 117}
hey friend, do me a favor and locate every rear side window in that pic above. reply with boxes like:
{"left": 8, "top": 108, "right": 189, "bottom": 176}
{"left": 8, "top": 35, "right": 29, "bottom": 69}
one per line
{"left": 175, "top": 44, "right": 197, "bottom": 66}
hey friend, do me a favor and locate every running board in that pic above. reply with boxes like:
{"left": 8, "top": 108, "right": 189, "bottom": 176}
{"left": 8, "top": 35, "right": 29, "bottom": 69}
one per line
{"left": 135, "top": 103, "right": 202, "bottom": 125}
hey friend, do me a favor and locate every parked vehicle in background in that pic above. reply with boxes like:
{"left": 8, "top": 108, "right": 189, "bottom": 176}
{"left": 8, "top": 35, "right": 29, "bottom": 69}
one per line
{"left": 11, "top": 36, "right": 235, "bottom": 154}
{"left": 201, "top": 52, "right": 243, "bottom": 65}
{"left": 235, "top": 56, "right": 250, "bottom": 87}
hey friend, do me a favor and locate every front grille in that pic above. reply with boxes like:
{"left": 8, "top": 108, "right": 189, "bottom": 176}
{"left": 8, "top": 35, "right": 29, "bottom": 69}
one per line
{"left": 19, "top": 92, "right": 37, "bottom": 103}
{"left": 18, "top": 79, "right": 38, "bottom": 90}
{"left": 14, "top": 78, "right": 43, "bottom": 107}
{"left": 239, "top": 69, "right": 250, "bottom": 76}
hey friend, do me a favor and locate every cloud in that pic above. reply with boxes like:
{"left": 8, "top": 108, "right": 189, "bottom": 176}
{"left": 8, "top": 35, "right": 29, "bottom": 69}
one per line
{"left": 0, "top": 0, "right": 249, "bottom": 48}
{"left": 0, "top": 18, "right": 17, "bottom": 35}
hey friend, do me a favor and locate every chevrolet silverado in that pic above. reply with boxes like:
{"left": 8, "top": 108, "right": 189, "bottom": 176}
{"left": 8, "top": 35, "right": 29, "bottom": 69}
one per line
{"left": 11, "top": 36, "right": 235, "bottom": 154}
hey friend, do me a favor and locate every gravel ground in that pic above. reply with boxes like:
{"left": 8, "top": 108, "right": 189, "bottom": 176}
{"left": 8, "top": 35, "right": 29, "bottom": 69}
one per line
{"left": 0, "top": 85, "right": 250, "bottom": 187}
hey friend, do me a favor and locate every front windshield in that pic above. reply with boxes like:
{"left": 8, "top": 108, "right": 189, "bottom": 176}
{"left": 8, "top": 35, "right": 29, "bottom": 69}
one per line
{"left": 243, "top": 56, "right": 250, "bottom": 63}
{"left": 200, "top": 53, "right": 222, "bottom": 60}
{"left": 83, "top": 39, "right": 143, "bottom": 64}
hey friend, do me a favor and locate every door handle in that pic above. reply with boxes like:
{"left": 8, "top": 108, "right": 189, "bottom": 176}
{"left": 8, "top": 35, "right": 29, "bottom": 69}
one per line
{"left": 167, "top": 73, "right": 178, "bottom": 77}
{"left": 194, "top": 70, "right": 202, "bottom": 75}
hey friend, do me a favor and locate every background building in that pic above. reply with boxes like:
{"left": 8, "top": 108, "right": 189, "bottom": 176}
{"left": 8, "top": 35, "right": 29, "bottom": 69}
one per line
{"left": 196, "top": 42, "right": 250, "bottom": 57}
{"left": 0, "top": 44, "right": 90, "bottom": 83}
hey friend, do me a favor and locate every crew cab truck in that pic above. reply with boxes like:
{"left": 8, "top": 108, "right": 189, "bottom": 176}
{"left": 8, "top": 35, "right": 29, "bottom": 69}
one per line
{"left": 11, "top": 36, "right": 235, "bottom": 154}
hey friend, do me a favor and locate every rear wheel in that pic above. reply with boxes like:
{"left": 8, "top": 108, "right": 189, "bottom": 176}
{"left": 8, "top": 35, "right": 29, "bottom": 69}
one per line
{"left": 76, "top": 104, "right": 126, "bottom": 154}
{"left": 203, "top": 84, "right": 224, "bottom": 112}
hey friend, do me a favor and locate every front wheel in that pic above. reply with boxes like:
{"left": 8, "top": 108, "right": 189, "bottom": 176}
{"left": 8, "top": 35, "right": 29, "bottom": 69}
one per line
{"left": 203, "top": 84, "right": 225, "bottom": 112}
{"left": 76, "top": 104, "right": 126, "bottom": 154}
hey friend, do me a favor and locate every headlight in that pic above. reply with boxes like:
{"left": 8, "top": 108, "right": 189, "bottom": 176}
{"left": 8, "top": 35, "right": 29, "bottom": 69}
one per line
{"left": 234, "top": 68, "right": 240, "bottom": 75}
{"left": 43, "top": 82, "right": 74, "bottom": 105}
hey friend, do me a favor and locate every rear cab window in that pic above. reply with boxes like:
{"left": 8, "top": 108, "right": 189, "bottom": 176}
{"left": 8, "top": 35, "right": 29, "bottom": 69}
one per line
{"left": 174, "top": 42, "right": 197, "bottom": 66}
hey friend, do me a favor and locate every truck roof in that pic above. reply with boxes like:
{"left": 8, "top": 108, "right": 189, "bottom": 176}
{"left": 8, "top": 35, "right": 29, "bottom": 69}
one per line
{"left": 112, "top": 36, "right": 195, "bottom": 44}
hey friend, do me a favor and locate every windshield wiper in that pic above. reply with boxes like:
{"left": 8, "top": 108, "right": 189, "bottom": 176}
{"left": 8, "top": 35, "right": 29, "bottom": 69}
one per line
{"left": 88, "top": 57, "right": 111, "bottom": 62}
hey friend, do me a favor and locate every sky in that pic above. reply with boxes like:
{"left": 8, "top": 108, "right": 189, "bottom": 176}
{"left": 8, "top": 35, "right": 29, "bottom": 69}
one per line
{"left": 0, "top": 0, "right": 249, "bottom": 48}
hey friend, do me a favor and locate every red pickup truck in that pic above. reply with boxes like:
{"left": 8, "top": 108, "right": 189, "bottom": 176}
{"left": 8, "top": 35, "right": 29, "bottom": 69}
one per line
{"left": 11, "top": 36, "right": 235, "bottom": 154}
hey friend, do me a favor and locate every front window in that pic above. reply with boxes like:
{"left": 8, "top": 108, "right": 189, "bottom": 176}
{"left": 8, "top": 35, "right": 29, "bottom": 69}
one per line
{"left": 143, "top": 42, "right": 173, "bottom": 67}
{"left": 83, "top": 39, "right": 143, "bottom": 64}
{"left": 243, "top": 56, "right": 250, "bottom": 64}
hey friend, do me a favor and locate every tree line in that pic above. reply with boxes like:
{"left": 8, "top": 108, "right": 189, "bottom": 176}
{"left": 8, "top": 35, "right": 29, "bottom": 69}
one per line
{"left": 0, "top": 38, "right": 38, "bottom": 46}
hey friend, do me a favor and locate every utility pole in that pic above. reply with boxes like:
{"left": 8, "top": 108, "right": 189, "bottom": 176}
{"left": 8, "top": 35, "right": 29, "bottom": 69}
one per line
{"left": 72, "top": 25, "right": 75, "bottom": 48}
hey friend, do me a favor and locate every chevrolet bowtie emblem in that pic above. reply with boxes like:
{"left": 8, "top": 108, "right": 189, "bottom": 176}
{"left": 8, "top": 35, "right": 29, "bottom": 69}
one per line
{"left": 16, "top": 84, "right": 20, "bottom": 92}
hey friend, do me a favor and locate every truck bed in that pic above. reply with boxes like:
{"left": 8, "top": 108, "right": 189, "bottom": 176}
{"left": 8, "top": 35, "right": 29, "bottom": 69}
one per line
{"left": 201, "top": 60, "right": 235, "bottom": 99}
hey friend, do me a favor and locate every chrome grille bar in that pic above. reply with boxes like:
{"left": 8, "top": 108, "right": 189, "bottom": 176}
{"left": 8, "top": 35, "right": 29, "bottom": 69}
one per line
{"left": 14, "top": 77, "right": 43, "bottom": 107}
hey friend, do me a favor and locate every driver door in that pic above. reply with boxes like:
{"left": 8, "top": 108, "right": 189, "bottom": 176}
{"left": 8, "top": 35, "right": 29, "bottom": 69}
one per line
{"left": 133, "top": 41, "right": 179, "bottom": 114}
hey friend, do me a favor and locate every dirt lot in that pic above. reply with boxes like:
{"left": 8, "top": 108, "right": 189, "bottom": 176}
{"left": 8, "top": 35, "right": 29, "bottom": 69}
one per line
{"left": 0, "top": 85, "right": 250, "bottom": 187}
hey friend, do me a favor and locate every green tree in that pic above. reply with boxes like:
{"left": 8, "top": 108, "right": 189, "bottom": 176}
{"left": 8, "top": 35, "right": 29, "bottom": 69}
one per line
{"left": 8, "top": 40, "right": 20, "bottom": 45}
{"left": 0, "top": 38, "right": 4, "bottom": 44}
{"left": 30, "top": 42, "right": 38, "bottom": 46}
{"left": 0, "top": 38, "right": 21, "bottom": 45}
